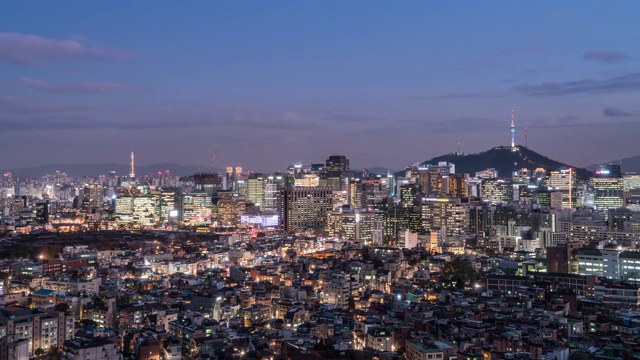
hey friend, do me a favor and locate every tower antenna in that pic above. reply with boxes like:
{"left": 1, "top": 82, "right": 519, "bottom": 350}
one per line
{"left": 457, "top": 142, "right": 461, "bottom": 154}
{"left": 130, "top": 151, "right": 135, "bottom": 178}
{"left": 510, "top": 109, "right": 515, "bottom": 149}
{"left": 525, "top": 127, "right": 528, "bottom": 148}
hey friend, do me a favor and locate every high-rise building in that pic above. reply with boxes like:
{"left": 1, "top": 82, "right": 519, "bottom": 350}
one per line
{"left": 325, "top": 155, "right": 349, "bottom": 174}
{"left": 263, "top": 178, "right": 281, "bottom": 213}
{"left": 548, "top": 168, "right": 577, "bottom": 209}
{"left": 178, "top": 193, "right": 213, "bottom": 225}
{"left": 480, "top": 178, "right": 513, "bottom": 205}
{"left": 421, "top": 197, "right": 470, "bottom": 237}
{"left": 247, "top": 174, "right": 265, "bottom": 209}
{"left": 325, "top": 208, "right": 375, "bottom": 244}
{"left": 82, "top": 184, "right": 103, "bottom": 213}
{"left": 280, "top": 187, "right": 333, "bottom": 233}
{"left": 114, "top": 194, "right": 161, "bottom": 227}
{"left": 592, "top": 165, "right": 624, "bottom": 219}
{"left": 129, "top": 151, "right": 135, "bottom": 178}
{"left": 193, "top": 173, "right": 223, "bottom": 196}
{"left": 215, "top": 197, "right": 246, "bottom": 227}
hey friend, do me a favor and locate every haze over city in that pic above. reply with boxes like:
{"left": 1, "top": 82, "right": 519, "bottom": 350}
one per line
{"left": 1, "top": 2, "right": 640, "bottom": 171}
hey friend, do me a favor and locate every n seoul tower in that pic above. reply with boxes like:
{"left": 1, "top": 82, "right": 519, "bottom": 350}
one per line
{"left": 510, "top": 110, "right": 516, "bottom": 150}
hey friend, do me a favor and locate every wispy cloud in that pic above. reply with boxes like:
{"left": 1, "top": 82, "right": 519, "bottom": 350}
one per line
{"left": 0, "top": 96, "right": 318, "bottom": 132}
{"left": 603, "top": 107, "right": 639, "bottom": 117}
{"left": 514, "top": 73, "right": 640, "bottom": 96}
{"left": 583, "top": 50, "right": 629, "bottom": 64}
{"left": 0, "top": 33, "right": 134, "bottom": 66}
{"left": 21, "top": 77, "right": 131, "bottom": 93}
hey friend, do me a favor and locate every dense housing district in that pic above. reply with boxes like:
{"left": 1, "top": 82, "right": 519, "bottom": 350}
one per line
{"left": 1, "top": 150, "right": 640, "bottom": 360}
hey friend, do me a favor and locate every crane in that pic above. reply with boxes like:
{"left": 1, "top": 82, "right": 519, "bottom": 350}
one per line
{"left": 209, "top": 150, "right": 220, "bottom": 173}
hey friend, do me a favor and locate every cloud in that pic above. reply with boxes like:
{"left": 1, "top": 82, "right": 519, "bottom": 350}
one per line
{"left": 514, "top": 73, "right": 640, "bottom": 96}
{"left": 21, "top": 77, "right": 131, "bottom": 93}
{"left": 603, "top": 107, "right": 639, "bottom": 117}
{"left": 0, "top": 96, "right": 319, "bottom": 133}
{"left": 0, "top": 32, "right": 134, "bottom": 66}
{"left": 583, "top": 50, "right": 629, "bottom": 64}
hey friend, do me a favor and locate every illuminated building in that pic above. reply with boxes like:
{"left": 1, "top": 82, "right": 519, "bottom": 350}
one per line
{"left": 398, "top": 229, "right": 418, "bottom": 249}
{"left": 446, "top": 173, "right": 469, "bottom": 198}
{"left": 193, "top": 172, "right": 223, "bottom": 196}
{"left": 331, "top": 190, "right": 349, "bottom": 211}
{"left": 178, "top": 193, "right": 212, "bottom": 225}
{"left": 240, "top": 213, "right": 279, "bottom": 228}
{"left": 322, "top": 273, "right": 351, "bottom": 309}
{"left": 263, "top": 178, "right": 280, "bottom": 213}
{"left": 591, "top": 165, "right": 624, "bottom": 219}
{"left": 417, "top": 168, "right": 445, "bottom": 196}
{"left": 114, "top": 194, "right": 161, "bottom": 227}
{"left": 421, "top": 197, "right": 470, "bottom": 237}
{"left": 548, "top": 169, "right": 576, "bottom": 209}
{"left": 82, "top": 184, "right": 103, "bottom": 213}
{"left": 246, "top": 174, "right": 265, "bottom": 209}
{"left": 129, "top": 151, "right": 135, "bottom": 178}
{"left": 400, "top": 184, "right": 420, "bottom": 208}
{"left": 480, "top": 178, "right": 513, "bottom": 205}
{"left": 294, "top": 174, "right": 320, "bottom": 187}
{"left": 280, "top": 187, "right": 333, "bottom": 233}
{"left": 324, "top": 207, "right": 375, "bottom": 244}
{"left": 512, "top": 168, "right": 531, "bottom": 184}
{"left": 35, "top": 200, "right": 51, "bottom": 224}
{"left": 160, "top": 190, "right": 177, "bottom": 224}
{"left": 624, "top": 173, "right": 640, "bottom": 193}
{"left": 215, "top": 197, "right": 246, "bottom": 227}
{"left": 325, "top": 155, "right": 349, "bottom": 174}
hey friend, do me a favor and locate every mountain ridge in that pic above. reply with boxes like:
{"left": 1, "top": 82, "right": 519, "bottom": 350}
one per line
{"left": 419, "top": 145, "right": 591, "bottom": 179}
{"left": 587, "top": 154, "right": 640, "bottom": 173}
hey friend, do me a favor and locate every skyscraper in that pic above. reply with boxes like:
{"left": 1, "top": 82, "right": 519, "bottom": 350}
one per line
{"left": 82, "top": 184, "right": 103, "bottom": 213}
{"left": 280, "top": 187, "right": 333, "bottom": 233}
{"left": 592, "top": 165, "right": 624, "bottom": 219}
{"left": 548, "top": 168, "right": 577, "bottom": 209}
{"left": 325, "top": 155, "right": 349, "bottom": 174}
{"left": 129, "top": 152, "right": 135, "bottom": 178}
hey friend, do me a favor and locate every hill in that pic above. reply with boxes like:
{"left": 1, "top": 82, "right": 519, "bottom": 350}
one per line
{"left": 421, "top": 145, "right": 591, "bottom": 179}
{"left": 1, "top": 163, "right": 205, "bottom": 178}
{"left": 587, "top": 154, "right": 640, "bottom": 174}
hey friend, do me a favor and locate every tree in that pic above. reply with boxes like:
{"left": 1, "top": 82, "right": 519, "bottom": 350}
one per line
{"left": 35, "top": 348, "right": 44, "bottom": 357}
{"left": 79, "top": 319, "right": 98, "bottom": 328}
{"left": 286, "top": 248, "right": 297, "bottom": 262}
{"left": 443, "top": 257, "right": 478, "bottom": 289}
{"left": 54, "top": 303, "right": 70, "bottom": 313}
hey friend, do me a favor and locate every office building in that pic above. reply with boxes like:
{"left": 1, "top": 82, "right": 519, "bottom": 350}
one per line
{"left": 421, "top": 198, "right": 470, "bottom": 237}
{"left": 82, "top": 184, "right": 103, "bottom": 213}
{"left": 480, "top": 178, "right": 513, "bottom": 205}
{"left": 280, "top": 187, "right": 333, "bottom": 233}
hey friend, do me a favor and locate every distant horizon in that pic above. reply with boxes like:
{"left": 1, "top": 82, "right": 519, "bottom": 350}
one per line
{"left": 2, "top": 143, "right": 637, "bottom": 177}
{"left": 2, "top": 2, "right": 640, "bottom": 171}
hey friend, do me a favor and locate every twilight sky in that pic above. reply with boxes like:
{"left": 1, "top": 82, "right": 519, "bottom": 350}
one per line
{"left": 1, "top": 1, "right": 639, "bottom": 172}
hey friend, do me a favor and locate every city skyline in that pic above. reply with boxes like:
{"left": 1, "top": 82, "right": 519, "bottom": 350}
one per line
{"left": 1, "top": 2, "right": 640, "bottom": 171}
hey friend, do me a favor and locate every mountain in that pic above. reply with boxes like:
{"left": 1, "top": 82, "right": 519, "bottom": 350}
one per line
{"left": 1, "top": 163, "right": 206, "bottom": 178}
{"left": 586, "top": 155, "right": 640, "bottom": 174}
{"left": 419, "top": 145, "right": 591, "bottom": 179}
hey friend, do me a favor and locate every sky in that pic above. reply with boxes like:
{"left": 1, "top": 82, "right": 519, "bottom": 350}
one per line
{"left": 1, "top": 1, "right": 639, "bottom": 172}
